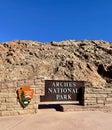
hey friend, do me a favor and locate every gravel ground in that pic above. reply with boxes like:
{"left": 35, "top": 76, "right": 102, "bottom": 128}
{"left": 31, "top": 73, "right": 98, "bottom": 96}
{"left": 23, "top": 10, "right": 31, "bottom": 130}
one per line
{"left": 0, "top": 111, "right": 112, "bottom": 130}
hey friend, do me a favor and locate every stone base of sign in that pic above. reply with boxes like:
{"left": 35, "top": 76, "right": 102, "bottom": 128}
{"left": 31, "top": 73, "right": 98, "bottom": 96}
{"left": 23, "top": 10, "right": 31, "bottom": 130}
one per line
{"left": 0, "top": 78, "right": 44, "bottom": 116}
{"left": 59, "top": 104, "right": 112, "bottom": 113}
{"left": 84, "top": 84, "right": 112, "bottom": 106}
{"left": 0, "top": 78, "right": 112, "bottom": 116}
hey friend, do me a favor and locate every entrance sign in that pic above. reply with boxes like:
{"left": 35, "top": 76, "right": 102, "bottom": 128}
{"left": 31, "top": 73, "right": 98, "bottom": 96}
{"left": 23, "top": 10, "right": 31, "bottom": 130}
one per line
{"left": 18, "top": 86, "right": 34, "bottom": 108}
{"left": 40, "top": 80, "right": 85, "bottom": 102}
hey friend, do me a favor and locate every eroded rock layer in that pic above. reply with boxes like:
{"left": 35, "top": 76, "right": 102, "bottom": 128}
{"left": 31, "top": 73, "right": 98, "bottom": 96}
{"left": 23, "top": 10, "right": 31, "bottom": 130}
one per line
{"left": 0, "top": 40, "right": 112, "bottom": 87}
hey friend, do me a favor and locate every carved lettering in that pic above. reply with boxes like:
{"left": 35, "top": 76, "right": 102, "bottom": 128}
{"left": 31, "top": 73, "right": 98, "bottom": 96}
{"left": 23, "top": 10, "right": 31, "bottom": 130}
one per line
{"left": 40, "top": 80, "right": 84, "bottom": 102}
{"left": 52, "top": 81, "right": 76, "bottom": 87}
{"left": 48, "top": 88, "right": 78, "bottom": 94}
{"left": 56, "top": 94, "right": 72, "bottom": 100}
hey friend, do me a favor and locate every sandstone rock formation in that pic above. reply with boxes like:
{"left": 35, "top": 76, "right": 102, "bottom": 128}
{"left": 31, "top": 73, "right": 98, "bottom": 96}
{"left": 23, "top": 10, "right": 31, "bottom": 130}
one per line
{"left": 0, "top": 40, "right": 112, "bottom": 87}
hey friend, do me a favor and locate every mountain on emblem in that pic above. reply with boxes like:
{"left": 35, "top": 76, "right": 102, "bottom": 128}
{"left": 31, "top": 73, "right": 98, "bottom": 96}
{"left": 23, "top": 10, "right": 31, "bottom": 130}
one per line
{"left": 18, "top": 86, "right": 34, "bottom": 108}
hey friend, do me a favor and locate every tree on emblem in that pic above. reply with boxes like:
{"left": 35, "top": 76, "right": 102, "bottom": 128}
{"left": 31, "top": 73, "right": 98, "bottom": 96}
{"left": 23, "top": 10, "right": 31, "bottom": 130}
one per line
{"left": 21, "top": 90, "right": 30, "bottom": 107}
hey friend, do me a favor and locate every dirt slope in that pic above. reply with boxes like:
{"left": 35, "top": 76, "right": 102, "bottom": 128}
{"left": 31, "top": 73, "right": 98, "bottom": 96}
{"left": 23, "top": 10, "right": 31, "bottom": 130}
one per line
{"left": 0, "top": 40, "right": 112, "bottom": 87}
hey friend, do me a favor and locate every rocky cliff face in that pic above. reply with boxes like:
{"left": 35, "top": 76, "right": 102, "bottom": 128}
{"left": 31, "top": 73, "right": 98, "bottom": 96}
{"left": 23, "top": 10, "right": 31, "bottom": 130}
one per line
{"left": 0, "top": 40, "right": 112, "bottom": 87}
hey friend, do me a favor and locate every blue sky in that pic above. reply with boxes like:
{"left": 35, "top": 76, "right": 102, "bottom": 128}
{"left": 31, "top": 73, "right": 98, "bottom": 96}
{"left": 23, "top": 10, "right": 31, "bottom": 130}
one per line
{"left": 0, "top": 0, "right": 112, "bottom": 42}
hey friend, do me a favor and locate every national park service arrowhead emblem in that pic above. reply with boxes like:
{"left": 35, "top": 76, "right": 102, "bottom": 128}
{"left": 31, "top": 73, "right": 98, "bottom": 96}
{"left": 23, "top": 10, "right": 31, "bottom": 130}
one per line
{"left": 18, "top": 86, "right": 34, "bottom": 108}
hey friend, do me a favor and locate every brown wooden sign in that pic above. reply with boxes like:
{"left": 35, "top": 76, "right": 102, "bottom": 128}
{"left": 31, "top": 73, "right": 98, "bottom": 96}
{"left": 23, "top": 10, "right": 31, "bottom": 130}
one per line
{"left": 40, "top": 80, "right": 85, "bottom": 102}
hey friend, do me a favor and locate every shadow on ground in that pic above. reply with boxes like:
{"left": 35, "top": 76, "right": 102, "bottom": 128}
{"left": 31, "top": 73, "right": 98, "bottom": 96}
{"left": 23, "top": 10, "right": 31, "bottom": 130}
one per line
{"left": 38, "top": 104, "right": 62, "bottom": 111}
